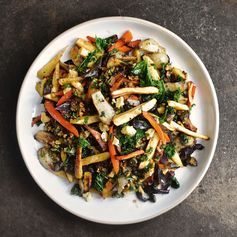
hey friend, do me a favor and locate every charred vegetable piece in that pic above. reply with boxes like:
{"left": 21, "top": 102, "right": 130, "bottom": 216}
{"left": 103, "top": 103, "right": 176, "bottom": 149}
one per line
{"left": 83, "top": 172, "right": 92, "bottom": 192}
{"left": 179, "top": 144, "right": 204, "bottom": 166}
{"left": 132, "top": 120, "right": 150, "bottom": 130}
{"left": 84, "top": 125, "right": 107, "bottom": 151}
{"left": 37, "top": 147, "right": 61, "bottom": 172}
{"left": 34, "top": 131, "right": 56, "bottom": 145}
{"left": 75, "top": 147, "right": 83, "bottom": 179}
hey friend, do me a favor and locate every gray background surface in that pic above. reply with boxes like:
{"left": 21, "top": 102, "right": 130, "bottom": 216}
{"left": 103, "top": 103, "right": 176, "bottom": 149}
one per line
{"left": 0, "top": 0, "right": 236, "bottom": 236}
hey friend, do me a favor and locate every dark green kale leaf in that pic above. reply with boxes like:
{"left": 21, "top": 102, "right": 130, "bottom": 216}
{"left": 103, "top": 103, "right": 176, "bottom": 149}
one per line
{"left": 93, "top": 173, "right": 106, "bottom": 192}
{"left": 164, "top": 143, "right": 175, "bottom": 158}
{"left": 71, "top": 184, "right": 83, "bottom": 196}
{"left": 119, "top": 129, "right": 146, "bottom": 155}
{"left": 131, "top": 60, "right": 147, "bottom": 75}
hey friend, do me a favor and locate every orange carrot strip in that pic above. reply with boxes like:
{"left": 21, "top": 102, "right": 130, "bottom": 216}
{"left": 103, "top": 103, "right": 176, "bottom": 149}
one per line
{"left": 87, "top": 36, "right": 96, "bottom": 43}
{"left": 121, "top": 30, "right": 133, "bottom": 43}
{"left": 54, "top": 90, "right": 64, "bottom": 96}
{"left": 158, "top": 163, "right": 166, "bottom": 169}
{"left": 142, "top": 112, "right": 168, "bottom": 144}
{"left": 45, "top": 100, "right": 79, "bottom": 137}
{"left": 56, "top": 90, "right": 73, "bottom": 106}
{"left": 127, "top": 39, "right": 141, "bottom": 48}
{"left": 108, "top": 126, "right": 119, "bottom": 174}
{"left": 191, "top": 84, "right": 196, "bottom": 97}
{"left": 116, "top": 150, "right": 144, "bottom": 160}
{"left": 108, "top": 39, "right": 125, "bottom": 52}
{"left": 110, "top": 77, "right": 129, "bottom": 92}
{"left": 128, "top": 95, "right": 139, "bottom": 101}
{"left": 84, "top": 125, "right": 107, "bottom": 151}
{"left": 86, "top": 81, "right": 97, "bottom": 101}
{"left": 31, "top": 115, "right": 41, "bottom": 127}
{"left": 163, "top": 132, "right": 170, "bottom": 143}
{"left": 187, "top": 82, "right": 196, "bottom": 107}
{"left": 118, "top": 45, "right": 132, "bottom": 53}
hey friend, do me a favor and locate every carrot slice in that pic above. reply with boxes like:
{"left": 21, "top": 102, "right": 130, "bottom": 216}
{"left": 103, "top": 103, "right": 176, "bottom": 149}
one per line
{"left": 116, "top": 150, "right": 144, "bottom": 160}
{"left": 128, "top": 95, "right": 139, "bottom": 101}
{"left": 84, "top": 125, "right": 107, "bottom": 151}
{"left": 54, "top": 90, "right": 64, "bottom": 96}
{"left": 163, "top": 132, "right": 170, "bottom": 143}
{"left": 142, "top": 112, "right": 169, "bottom": 144}
{"left": 110, "top": 77, "right": 129, "bottom": 92}
{"left": 108, "top": 126, "right": 119, "bottom": 174}
{"left": 118, "top": 45, "right": 132, "bottom": 53}
{"left": 87, "top": 36, "right": 96, "bottom": 43}
{"left": 56, "top": 89, "right": 73, "bottom": 106}
{"left": 121, "top": 30, "right": 133, "bottom": 43}
{"left": 45, "top": 100, "right": 79, "bottom": 137}
{"left": 187, "top": 82, "right": 196, "bottom": 107}
{"left": 108, "top": 39, "right": 125, "bottom": 52}
{"left": 127, "top": 40, "right": 141, "bottom": 48}
{"left": 86, "top": 81, "right": 97, "bottom": 101}
{"left": 191, "top": 84, "right": 196, "bottom": 97}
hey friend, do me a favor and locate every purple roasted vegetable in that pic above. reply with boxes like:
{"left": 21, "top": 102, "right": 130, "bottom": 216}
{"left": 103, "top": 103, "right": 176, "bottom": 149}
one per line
{"left": 179, "top": 143, "right": 204, "bottom": 166}
{"left": 56, "top": 101, "right": 71, "bottom": 113}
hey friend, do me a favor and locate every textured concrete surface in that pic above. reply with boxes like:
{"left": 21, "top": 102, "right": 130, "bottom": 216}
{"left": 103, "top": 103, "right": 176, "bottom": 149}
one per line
{"left": 0, "top": 0, "right": 236, "bottom": 236}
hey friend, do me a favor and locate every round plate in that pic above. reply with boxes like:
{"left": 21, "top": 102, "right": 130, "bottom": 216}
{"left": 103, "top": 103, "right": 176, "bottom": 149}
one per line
{"left": 16, "top": 17, "right": 219, "bottom": 224}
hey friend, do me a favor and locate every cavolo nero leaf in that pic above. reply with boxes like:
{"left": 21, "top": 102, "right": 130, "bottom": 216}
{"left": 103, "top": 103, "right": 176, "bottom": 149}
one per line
{"left": 93, "top": 173, "right": 106, "bottom": 192}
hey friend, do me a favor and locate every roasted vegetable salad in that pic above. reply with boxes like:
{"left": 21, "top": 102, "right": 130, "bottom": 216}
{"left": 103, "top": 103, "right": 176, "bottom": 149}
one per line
{"left": 33, "top": 31, "right": 209, "bottom": 202}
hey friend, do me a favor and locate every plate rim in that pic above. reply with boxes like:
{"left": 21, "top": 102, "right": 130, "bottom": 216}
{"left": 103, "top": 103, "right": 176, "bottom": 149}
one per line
{"left": 16, "top": 16, "right": 219, "bottom": 225}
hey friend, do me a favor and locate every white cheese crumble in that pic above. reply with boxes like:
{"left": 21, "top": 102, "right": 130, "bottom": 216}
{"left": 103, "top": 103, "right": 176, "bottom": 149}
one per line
{"left": 121, "top": 126, "right": 137, "bottom": 136}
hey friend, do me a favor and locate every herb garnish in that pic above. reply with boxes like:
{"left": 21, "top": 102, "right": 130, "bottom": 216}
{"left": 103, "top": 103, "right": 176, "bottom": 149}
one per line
{"left": 164, "top": 143, "right": 175, "bottom": 158}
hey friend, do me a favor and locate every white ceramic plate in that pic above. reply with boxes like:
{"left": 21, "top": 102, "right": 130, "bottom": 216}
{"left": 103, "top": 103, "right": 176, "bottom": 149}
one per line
{"left": 16, "top": 17, "right": 219, "bottom": 224}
